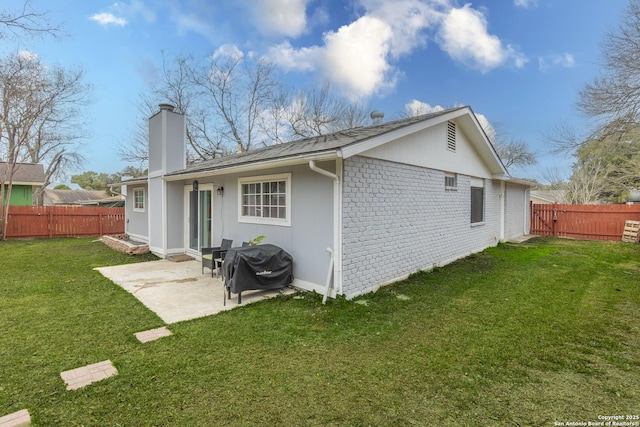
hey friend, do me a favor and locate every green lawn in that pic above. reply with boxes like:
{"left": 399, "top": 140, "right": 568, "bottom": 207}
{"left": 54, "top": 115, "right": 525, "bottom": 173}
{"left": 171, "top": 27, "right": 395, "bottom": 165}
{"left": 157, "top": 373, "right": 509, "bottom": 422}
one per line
{"left": 1, "top": 237, "right": 639, "bottom": 426}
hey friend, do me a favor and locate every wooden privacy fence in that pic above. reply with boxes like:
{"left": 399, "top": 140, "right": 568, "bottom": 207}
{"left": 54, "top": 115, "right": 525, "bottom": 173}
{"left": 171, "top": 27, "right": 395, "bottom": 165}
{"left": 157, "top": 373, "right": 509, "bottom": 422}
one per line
{"left": 530, "top": 203, "right": 640, "bottom": 241}
{"left": 2, "top": 206, "right": 125, "bottom": 239}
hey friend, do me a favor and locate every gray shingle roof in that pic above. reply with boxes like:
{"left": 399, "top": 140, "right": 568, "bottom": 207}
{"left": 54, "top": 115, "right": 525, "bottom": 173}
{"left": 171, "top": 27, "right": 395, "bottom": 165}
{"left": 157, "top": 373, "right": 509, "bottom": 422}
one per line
{"left": 166, "top": 107, "right": 467, "bottom": 177}
{"left": 44, "top": 189, "right": 112, "bottom": 205}
{"left": 0, "top": 162, "right": 46, "bottom": 184}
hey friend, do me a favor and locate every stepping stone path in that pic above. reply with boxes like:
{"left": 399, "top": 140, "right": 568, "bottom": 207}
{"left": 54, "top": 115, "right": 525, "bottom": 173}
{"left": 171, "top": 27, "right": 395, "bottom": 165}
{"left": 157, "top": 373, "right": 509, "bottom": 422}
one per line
{"left": 60, "top": 360, "right": 118, "bottom": 391}
{"left": 134, "top": 326, "right": 172, "bottom": 343}
{"left": 0, "top": 409, "right": 31, "bottom": 427}
{"left": 5, "top": 329, "right": 172, "bottom": 424}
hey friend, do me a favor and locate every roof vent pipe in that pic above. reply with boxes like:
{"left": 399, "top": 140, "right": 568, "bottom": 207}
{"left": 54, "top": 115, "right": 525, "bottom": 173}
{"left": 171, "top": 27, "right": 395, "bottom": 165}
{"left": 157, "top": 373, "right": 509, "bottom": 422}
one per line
{"left": 370, "top": 110, "right": 384, "bottom": 125}
{"left": 158, "top": 103, "right": 175, "bottom": 112}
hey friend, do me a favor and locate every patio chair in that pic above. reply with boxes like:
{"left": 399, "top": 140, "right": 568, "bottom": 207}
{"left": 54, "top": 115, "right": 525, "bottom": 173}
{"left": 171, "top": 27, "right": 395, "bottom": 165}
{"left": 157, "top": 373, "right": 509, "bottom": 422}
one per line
{"left": 202, "top": 239, "right": 233, "bottom": 277}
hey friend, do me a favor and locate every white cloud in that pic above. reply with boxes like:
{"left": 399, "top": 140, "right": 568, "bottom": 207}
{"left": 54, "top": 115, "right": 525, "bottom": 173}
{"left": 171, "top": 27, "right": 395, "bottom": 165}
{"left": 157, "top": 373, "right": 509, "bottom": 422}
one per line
{"left": 89, "top": 12, "right": 127, "bottom": 27}
{"left": 213, "top": 44, "right": 244, "bottom": 61}
{"left": 437, "top": 4, "right": 526, "bottom": 72}
{"left": 404, "top": 100, "right": 444, "bottom": 116}
{"left": 248, "top": 0, "right": 309, "bottom": 38}
{"left": 268, "top": 16, "right": 396, "bottom": 98}
{"left": 267, "top": 1, "right": 440, "bottom": 98}
{"left": 538, "top": 52, "right": 575, "bottom": 71}
{"left": 267, "top": 1, "right": 527, "bottom": 97}
{"left": 360, "top": 0, "right": 444, "bottom": 57}
{"left": 514, "top": 0, "right": 537, "bottom": 8}
{"left": 266, "top": 42, "right": 318, "bottom": 71}
{"left": 322, "top": 16, "right": 395, "bottom": 97}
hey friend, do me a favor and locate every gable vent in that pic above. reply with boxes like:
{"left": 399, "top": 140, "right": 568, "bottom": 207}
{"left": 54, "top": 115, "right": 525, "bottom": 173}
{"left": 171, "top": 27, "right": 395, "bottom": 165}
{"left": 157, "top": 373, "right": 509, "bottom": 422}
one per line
{"left": 447, "top": 121, "right": 456, "bottom": 152}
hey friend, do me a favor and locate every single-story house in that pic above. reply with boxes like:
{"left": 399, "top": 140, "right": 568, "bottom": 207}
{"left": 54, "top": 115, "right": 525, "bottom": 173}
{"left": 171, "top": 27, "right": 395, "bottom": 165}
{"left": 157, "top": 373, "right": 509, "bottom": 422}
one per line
{"left": 117, "top": 104, "right": 532, "bottom": 299}
{"left": 0, "top": 162, "right": 46, "bottom": 206}
{"left": 43, "top": 189, "right": 124, "bottom": 207}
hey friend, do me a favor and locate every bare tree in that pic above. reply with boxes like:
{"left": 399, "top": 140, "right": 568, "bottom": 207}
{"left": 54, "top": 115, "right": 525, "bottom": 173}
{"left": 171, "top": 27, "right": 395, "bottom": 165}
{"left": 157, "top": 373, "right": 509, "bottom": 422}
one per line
{"left": 0, "top": 0, "right": 62, "bottom": 40}
{"left": 0, "top": 51, "right": 44, "bottom": 238}
{"left": 577, "top": 0, "right": 640, "bottom": 136}
{"left": 0, "top": 0, "right": 67, "bottom": 238}
{"left": 281, "top": 83, "right": 370, "bottom": 141}
{"left": 122, "top": 51, "right": 370, "bottom": 166}
{"left": 493, "top": 138, "right": 536, "bottom": 170}
{"left": 0, "top": 51, "right": 91, "bottom": 236}
{"left": 566, "top": 158, "right": 609, "bottom": 204}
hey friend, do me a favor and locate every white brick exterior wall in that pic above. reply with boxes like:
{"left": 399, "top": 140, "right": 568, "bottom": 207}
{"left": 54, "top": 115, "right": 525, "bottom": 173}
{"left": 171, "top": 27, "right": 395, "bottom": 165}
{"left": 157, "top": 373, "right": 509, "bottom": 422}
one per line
{"left": 342, "top": 156, "right": 502, "bottom": 298}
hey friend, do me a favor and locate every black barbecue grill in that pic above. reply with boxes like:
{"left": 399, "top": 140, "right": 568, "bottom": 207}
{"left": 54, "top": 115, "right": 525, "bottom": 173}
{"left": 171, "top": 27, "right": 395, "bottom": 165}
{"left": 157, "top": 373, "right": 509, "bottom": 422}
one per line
{"left": 222, "top": 244, "right": 293, "bottom": 304}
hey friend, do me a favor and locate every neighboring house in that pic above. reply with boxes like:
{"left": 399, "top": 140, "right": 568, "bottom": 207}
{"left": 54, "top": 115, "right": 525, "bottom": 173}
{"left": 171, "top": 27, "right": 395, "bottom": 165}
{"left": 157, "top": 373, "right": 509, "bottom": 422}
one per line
{"left": 0, "top": 162, "right": 46, "bottom": 206}
{"left": 43, "top": 189, "right": 124, "bottom": 207}
{"left": 117, "top": 104, "right": 532, "bottom": 299}
{"left": 530, "top": 189, "right": 568, "bottom": 205}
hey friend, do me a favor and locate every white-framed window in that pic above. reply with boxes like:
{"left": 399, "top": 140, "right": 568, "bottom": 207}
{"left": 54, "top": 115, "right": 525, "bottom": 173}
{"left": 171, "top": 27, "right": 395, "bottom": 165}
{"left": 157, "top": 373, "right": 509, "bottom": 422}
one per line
{"left": 238, "top": 173, "right": 291, "bottom": 226}
{"left": 133, "top": 188, "right": 145, "bottom": 212}
{"left": 445, "top": 172, "right": 457, "bottom": 190}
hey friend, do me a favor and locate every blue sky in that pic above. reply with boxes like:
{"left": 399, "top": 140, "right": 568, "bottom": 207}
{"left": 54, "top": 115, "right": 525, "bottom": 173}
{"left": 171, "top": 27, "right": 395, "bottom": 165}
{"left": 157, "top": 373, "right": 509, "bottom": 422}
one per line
{"left": 1, "top": 0, "right": 629, "bottom": 182}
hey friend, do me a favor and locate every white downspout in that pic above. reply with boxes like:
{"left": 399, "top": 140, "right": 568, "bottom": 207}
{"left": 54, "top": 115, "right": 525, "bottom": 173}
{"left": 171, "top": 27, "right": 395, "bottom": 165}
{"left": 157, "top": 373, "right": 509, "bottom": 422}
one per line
{"left": 524, "top": 188, "right": 530, "bottom": 235}
{"left": 499, "top": 181, "right": 505, "bottom": 242}
{"left": 309, "top": 160, "right": 342, "bottom": 297}
{"left": 322, "top": 247, "right": 334, "bottom": 304}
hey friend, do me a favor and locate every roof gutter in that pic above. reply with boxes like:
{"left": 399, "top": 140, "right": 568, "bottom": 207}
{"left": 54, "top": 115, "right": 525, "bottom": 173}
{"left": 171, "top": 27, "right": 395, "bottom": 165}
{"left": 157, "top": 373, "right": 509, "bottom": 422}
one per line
{"left": 164, "top": 151, "right": 340, "bottom": 182}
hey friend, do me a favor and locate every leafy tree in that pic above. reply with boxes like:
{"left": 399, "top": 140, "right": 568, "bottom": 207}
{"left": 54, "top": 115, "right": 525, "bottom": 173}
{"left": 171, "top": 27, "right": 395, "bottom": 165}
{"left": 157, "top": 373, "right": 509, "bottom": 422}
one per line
{"left": 53, "top": 184, "right": 70, "bottom": 190}
{"left": 71, "top": 171, "right": 111, "bottom": 191}
{"left": 71, "top": 167, "right": 146, "bottom": 191}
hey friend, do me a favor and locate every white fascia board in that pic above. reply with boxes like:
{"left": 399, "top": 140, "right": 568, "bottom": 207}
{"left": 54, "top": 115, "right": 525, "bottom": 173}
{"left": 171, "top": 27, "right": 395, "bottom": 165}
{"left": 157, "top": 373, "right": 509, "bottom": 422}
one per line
{"left": 163, "top": 151, "right": 339, "bottom": 182}
{"left": 340, "top": 108, "right": 471, "bottom": 159}
{"left": 109, "top": 179, "right": 148, "bottom": 187}
{"left": 492, "top": 174, "right": 536, "bottom": 187}
{"left": 491, "top": 174, "right": 511, "bottom": 181}
{"left": 8, "top": 181, "right": 42, "bottom": 186}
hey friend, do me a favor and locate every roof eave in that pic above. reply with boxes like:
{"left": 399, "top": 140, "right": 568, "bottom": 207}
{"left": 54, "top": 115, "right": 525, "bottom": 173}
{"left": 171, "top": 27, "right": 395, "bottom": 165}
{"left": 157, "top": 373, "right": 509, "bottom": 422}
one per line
{"left": 109, "top": 179, "right": 149, "bottom": 187}
{"left": 8, "top": 181, "right": 44, "bottom": 186}
{"left": 163, "top": 150, "right": 340, "bottom": 182}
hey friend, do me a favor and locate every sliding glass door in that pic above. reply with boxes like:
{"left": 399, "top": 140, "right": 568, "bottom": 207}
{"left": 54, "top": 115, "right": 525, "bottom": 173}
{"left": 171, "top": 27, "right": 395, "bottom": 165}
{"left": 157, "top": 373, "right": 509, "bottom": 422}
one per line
{"left": 186, "top": 185, "right": 212, "bottom": 252}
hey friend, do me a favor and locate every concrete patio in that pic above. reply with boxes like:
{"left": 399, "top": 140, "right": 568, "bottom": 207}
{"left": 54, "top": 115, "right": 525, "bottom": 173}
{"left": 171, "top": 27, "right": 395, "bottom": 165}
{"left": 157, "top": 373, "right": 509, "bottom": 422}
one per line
{"left": 95, "top": 259, "right": 294, "bottom": 324}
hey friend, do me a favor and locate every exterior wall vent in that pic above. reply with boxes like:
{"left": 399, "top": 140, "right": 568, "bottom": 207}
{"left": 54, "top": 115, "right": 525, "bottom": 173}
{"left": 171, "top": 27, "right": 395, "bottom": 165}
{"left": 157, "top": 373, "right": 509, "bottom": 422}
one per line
{"left": 447, "top": 121, "right": 456, "bottom": 152}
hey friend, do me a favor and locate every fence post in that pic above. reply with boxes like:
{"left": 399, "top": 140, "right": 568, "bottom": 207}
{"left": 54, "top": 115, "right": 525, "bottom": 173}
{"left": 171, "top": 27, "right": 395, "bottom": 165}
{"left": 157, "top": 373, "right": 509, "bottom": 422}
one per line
{"left": 49, "top": 208, "right": 54, "bottom": 238}
{"left": 99, "top": 209, "right": 103, "bottom": 236}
